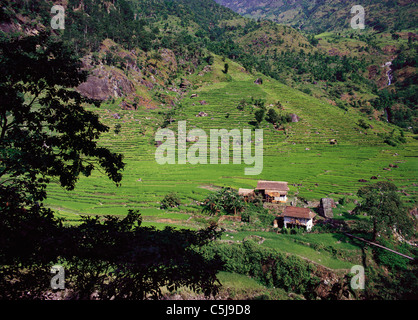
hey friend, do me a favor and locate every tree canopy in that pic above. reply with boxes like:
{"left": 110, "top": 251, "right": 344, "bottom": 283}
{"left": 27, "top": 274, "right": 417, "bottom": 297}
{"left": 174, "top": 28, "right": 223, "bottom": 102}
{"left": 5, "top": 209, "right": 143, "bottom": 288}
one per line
{"left": 202, "top": 187, "right": 245, "bottom": 216}
{"left": 0, "top": 31, "right": 222, "bottom": 300}
{"left": 355, "top": 182, "right": 414, "bottom": 241}
{"left": 0, "top": 31, "right": 125, "bottom": 209}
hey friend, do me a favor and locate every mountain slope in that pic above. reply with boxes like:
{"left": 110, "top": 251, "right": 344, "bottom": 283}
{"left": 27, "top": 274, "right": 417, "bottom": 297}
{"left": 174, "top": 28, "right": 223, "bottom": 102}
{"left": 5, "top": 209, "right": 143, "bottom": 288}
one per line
{"left": 214, "top": 0, "right": 418, "bottom": 33}
{"left": 2, "top": 0, "right": 416, "bottom": 210}
{"left": 44, "top": 52, "right": 417, "bottom": 221}
{"left": 1, "top": 0, "right": 417, "bottom": 299}
{"left": 5, "top": 0, "right": 415, "bottom": 130}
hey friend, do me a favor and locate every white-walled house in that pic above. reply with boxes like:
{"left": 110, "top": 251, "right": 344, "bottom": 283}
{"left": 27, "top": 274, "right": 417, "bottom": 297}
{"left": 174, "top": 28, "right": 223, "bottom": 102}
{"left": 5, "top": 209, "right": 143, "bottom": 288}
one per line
{"left": 281, "top": 206, "right": 316, "bottom": 231}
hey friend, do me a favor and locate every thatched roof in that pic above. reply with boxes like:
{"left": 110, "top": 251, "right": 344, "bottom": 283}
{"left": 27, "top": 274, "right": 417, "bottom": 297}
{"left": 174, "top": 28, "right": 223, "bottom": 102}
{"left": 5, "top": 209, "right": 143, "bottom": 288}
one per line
{"left": 256, "top": 180, "right": 289, "bottom": 192}
{"left": 282, "top": 206, "right": 316, "bottom": 219}
{"left": 238, "top": 188, "right": 254, "bottom": 196}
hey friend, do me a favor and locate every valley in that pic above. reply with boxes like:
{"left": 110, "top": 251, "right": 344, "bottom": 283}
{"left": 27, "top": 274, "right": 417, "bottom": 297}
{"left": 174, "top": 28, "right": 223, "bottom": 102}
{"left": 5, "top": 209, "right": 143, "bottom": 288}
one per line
{"left": 0, "top": 0, "right": 416, "bottom": 301}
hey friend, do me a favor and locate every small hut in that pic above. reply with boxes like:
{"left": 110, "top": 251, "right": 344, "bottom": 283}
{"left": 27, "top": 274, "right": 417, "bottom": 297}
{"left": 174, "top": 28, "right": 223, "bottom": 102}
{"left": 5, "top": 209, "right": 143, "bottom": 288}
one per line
{"left": 238, "top": 188, "right": 255, "bottom": 202}
{"left": 255, "top": 180, "right": 289, "bottom": 203}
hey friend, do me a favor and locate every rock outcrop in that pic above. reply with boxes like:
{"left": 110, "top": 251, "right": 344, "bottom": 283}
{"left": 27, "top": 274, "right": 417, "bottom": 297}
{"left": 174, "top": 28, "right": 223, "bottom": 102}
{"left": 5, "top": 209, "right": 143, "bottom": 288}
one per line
{"left": 319, "top": 198, "right": 336, "bottom": 218}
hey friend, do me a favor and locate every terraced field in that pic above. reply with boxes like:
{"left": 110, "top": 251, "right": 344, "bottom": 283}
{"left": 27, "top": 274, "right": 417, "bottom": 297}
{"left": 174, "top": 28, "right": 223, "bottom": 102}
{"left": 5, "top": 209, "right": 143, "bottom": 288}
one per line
{"left": 46, "top": 54, "right": 417, "bottom": 233}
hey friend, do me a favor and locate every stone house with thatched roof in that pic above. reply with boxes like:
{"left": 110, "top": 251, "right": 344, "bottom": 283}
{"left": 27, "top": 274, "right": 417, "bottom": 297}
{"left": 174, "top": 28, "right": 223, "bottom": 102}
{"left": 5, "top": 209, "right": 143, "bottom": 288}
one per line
{"left": 281, "top": 206, "right": 316, "bottom": 231}
{"left": 255, "top": 180, "right": 289, "bottom": 203}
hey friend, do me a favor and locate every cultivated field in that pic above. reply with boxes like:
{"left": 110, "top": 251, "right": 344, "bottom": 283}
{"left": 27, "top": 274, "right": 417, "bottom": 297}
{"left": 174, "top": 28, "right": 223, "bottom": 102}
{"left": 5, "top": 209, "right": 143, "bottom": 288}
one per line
{"left": 45, "top": 54, "right": 417, "bottom": 271}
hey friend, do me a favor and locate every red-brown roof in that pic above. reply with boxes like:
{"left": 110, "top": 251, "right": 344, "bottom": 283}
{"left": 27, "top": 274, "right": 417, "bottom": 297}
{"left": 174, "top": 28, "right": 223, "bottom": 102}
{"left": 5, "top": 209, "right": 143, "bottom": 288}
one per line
{"left": 282, "top": 206, "right": 316, "bottom": 219}
{"left": 256, "top": 180, "right": 289, "bottom": 191}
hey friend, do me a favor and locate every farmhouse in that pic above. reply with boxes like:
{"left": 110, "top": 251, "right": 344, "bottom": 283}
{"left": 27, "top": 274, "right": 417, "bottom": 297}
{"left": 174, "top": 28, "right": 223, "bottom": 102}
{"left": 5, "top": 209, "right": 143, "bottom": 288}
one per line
{"left": 281, "top": 206, "right": 316, "bottom": 231}
{"left": 255, "top": 180, "right": 289, "bottom": 203}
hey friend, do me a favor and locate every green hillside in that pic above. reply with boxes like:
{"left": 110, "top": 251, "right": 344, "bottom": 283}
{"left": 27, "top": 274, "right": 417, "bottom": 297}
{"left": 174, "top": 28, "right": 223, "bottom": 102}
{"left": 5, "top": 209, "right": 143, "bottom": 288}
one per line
{"left": 214, "top": 0, "right": 418, "bottom": 130}
{"left": 45, "top": 53, "right": 417, "bottom": 225}
{"left": 1, "top": 0, "right": 417, "bottom": 301}
{"left": 215, "top": 0, "right": 418, "bottom": 33}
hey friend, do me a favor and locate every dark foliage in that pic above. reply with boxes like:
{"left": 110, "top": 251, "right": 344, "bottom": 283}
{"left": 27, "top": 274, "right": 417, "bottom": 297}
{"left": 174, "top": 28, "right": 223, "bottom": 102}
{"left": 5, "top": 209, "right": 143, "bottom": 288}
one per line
{"left": 0, "top": 209, "right": 223, "bottom": 299}
{"left": 355, "top": 182, "right": 415, "bottom": 241}
{"left": 0, "top": 30, "right": 222, "bottom": 300}
{"left": 202, "top": 187, "right": 245, "bottom": 216}
{"left": 0, "top": 31, "right": 124, "bottom": 206}
{"left": 160, "top": 192, "right": 182, "bottom": 209}
{"left": 198, "top": 240, "right": 320, "bottom": 300}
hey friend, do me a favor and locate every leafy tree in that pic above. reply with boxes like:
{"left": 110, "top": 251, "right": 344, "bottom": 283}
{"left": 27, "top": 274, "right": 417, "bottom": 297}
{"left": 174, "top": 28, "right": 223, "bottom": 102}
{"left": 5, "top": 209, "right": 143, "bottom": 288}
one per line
{"left": 265, "top": 108, "right": 280, "bottom": 125}
{"left": 254, "top": 108, "right": 266, "bottom": 127}
{"left": 223, "top": 63, "right": 229, "bottom": 74}
{"left": 221, "top": 188, "right": 245, "bottom": 215}
{"left": 0, "top": 210, "right": 223, "bottom": 299}
{"left": 0, "top": 31, "right": 223, "bottom": 300}
{"left": 355, "top": 182, "right": 414, "bottom": 241}
{"left": 202, "top": 187, "right": 245, "bottom": 216}
{"left": 160, "top": 192, "right": 181, "bottom": 209}
{"left": 0, "top": 31, "right": 125, "bottom": 209}
{"left": 202, "top": 191, "right": 224, "bottom": 216}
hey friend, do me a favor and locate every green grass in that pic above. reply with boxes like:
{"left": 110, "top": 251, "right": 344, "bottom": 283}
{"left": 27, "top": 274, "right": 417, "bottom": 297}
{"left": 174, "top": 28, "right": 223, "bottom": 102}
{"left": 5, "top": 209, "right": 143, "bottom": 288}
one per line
{"left": 221, "top": 230, "right": 359, "bottom": 270}
{"left": 216, "top": 271, "right": 265, "bottom": 290}
{"left": 161, "top": 271, "right": 294, "bottom": 299}
{"left": 214, "top": 271, "right": 294, "bottom": 300}
{"left": 44, "top": 52, "right": 417, "bottom": 271}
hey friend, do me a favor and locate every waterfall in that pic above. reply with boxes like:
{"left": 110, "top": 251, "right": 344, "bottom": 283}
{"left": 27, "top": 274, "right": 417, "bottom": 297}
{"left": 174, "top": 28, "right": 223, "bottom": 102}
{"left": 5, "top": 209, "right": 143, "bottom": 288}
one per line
{"left": 384, "top": 61, "right": 393, "bottom": 86}
{"left": 387, "top": 68, "right": 393, "bottom": 86}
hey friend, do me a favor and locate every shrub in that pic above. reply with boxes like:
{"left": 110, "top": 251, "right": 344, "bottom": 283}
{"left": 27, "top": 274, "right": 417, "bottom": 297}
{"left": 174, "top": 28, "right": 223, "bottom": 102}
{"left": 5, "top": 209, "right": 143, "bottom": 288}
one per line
{"left": 114, "top": 123, "right": 122, "bottom": 135}
{"left": 382, "top": 129, "right": 407, "bottom": 146}
{"left": 206, "top": 55, "right": 214, "bottom": 65}
{"left": 223, "top": 63, "right": 229, "bottom": 74}
{"left": 254, "top": 108, "right": 266, "bottom": 126}
{"left": 265, "top": 108, "right": 280, "bottom": 125}
{"left": 202, "top": 188, "right": 245, "bottom": 216}
{"left": 374, "top": 238, "right": 412, "bottom": 271}
{"left": 237, "top": 99, "right": 248, "bottom": 111}
{"left": 301, "top": 87, "right": 312, "bottom": 95}
{"left": 357, "top": 119, "right": 369, "bottom": 130}
{"left": 160, "top": 192, "right": 181, "bottom": 209}
{"left": 241, "top": 203, "right": 272, "bottom": 227}
{"left": 198, "top": 241, "right": 320, "bottom": 298}
{"left": 338, "top": 196, "right": 347, "bottom": 206}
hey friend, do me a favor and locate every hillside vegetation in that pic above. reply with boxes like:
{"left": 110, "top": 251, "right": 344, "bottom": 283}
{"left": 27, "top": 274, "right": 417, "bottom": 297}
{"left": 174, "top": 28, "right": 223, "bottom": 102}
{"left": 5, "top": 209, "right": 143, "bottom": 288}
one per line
{"left": 215, "top": 0, "right": 418, "bottom": 33}
{"left": 0, "top": 0, "right": 417, "bottom": 300}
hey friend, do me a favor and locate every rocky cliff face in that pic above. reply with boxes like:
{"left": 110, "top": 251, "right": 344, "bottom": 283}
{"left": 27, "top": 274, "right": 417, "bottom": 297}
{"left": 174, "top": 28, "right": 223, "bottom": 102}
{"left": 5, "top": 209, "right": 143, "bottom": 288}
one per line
{"left": 77, "top": 66, "right": 136, "bottom": 101}
{"left": 76, "top": 39, "right": 182, "bottom": 110}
